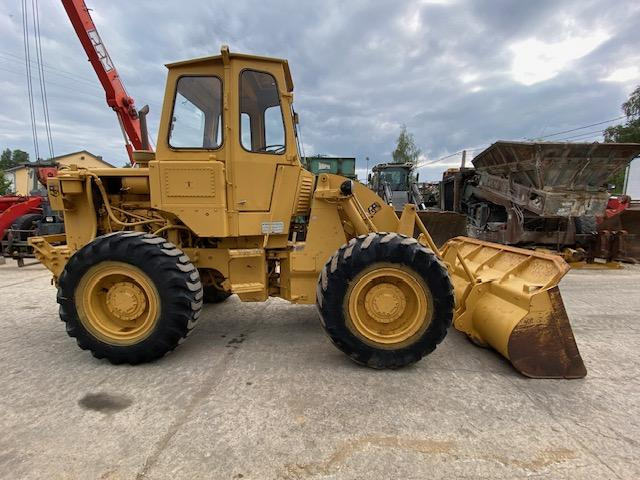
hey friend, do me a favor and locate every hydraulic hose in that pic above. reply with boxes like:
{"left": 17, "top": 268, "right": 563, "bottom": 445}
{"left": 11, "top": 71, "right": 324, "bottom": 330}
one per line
{"left": 85, "top": 172, "right": 163, "bottom": 227}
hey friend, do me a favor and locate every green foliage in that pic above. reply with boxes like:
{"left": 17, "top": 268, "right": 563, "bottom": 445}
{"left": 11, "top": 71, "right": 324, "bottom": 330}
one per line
{"left": 12, "top": 149, "right": 29, "bottom": 164}
{"left": 392, "top": 125, "right": 421, "bottom": 165}
{"left": 603, "top": 85, "right": 640, "bottom": 194}
{"left": 0, "top": 148, "right": 11, "bottom": 170}
{"left": 603, "top": 119, "right": 640, "bottom": 143}
{"left": 622, "top": 85, "right": 640, "bottom": 117}
{"left": 608, "top": 169, "right": 627, "bottom": 195}
{"left": 0, "top": 170, "right": 13, "bottom": 195}
{"left": 0, "top": 148, "right": 30, "bottom": 170}
{"left": 604, "top": 85, "right": 640, "bottom": 144}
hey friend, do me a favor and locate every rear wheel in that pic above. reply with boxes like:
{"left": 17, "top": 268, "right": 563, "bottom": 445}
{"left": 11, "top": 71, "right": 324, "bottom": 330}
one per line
{"left": 12, "top": 213, "right": 43, "bottom": 240}
{"left": 58, "top": 231, "right": 203, "bottom": 364}
{"left": 317, "top": 232, "right": 454, "bottom": 368}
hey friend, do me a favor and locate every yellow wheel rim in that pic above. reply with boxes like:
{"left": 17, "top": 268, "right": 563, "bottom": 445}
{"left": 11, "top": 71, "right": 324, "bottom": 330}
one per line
{"left": 75, "top": 261, "right": 160, "bottom": 345}
{"left": 346, "top": 264, "right": 432, "bottom": 347}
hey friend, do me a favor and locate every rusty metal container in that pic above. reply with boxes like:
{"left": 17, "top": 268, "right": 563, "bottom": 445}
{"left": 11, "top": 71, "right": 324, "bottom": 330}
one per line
{"left": 472, "top": 141, "right": 640, "bottom": 218}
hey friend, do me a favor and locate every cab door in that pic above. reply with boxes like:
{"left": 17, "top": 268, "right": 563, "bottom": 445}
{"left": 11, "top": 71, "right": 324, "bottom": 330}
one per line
{"left": 233, "top": 69, "right": 287, "bottom": 212}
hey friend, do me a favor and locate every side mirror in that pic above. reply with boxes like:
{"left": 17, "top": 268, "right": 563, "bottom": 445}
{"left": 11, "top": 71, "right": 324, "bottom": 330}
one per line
{"left": 416, "top": 173, "right": 420, "bottom": 182}
{"left": 293, "top": 112, "right": 300, "bottom": 125}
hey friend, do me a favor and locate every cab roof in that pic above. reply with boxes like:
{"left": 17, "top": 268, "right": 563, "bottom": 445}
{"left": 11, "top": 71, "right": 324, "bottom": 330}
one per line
{"left": 165, "top": 45, "right": 294, "bottom": 92}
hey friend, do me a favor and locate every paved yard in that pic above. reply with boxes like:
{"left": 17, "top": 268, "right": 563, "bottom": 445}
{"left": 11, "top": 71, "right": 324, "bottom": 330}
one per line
{"left": 0, "top": 260, "right": 638, "bottom": 479}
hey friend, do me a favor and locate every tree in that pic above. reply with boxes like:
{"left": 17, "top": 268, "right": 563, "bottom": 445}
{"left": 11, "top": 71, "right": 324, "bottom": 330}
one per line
{"left": 604, "top": 85, "right": 640, "bottom": 144}
{"left": 0, "top": 148, "right": 30, "bottom": 170}
{"left": 0, "top": 170, "right": 13, "bottom": 195}
{"left": 604, "top": 85, "right": 640, "bottom": 193}
{"left": 0, "top": 148, "right": 11, "bottom": 170}
{"left": 392, "top": 125, "right": 421, "bottom": 165}
{"left": 11, "top": 149, "right": 29, "bottom": 165}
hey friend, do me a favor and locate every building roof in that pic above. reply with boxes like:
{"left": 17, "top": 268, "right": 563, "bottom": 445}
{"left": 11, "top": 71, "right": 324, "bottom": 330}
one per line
{"left": 4, "top": 150, "right": 113, "bottom": 172}
{"left": 4, "top": 160, "right": 54, "bottom": 173}
{"left": 49, "top": 150, "right": 114, "bottom": 167}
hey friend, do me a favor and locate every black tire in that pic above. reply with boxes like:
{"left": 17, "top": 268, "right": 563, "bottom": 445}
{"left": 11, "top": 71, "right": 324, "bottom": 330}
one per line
{"left": 203, "top": 285, "right": 232, "bottom": 303}
{"left": 575, "top": 216, "right": 597, "bottom": 234}
{"left": 316, "top": 232, "right": 454, "bottom": 369}
{"left": 200, "top": 269, "right": 232, "bottom": 303}
{"left": 12, "top": 213, "right": 43, "bottom": 240}
{"left": 57, "top": 231, "right": 203, "bottom": 364}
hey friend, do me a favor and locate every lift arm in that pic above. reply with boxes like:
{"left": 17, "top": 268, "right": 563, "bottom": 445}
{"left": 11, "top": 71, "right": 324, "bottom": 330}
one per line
{"left": 61, "top": 0, "right": 150, "bottom": 163}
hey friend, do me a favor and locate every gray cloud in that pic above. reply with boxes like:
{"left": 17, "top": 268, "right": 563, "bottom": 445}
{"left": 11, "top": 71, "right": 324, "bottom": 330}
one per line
{"left": 0, "top": 0, "right": 638, "bottom": 182}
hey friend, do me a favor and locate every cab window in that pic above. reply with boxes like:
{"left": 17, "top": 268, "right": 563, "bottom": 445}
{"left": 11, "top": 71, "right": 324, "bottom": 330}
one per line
{"left": 239, "top": 70, "right": 285, "bottom": 154}
{"left": 169, "top": 76, "right": 223, "bottom": 149}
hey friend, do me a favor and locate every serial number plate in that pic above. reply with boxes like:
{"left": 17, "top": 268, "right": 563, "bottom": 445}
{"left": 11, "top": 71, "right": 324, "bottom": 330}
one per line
{"left": 261, "top": 221, "right": 284, "bottom": 234}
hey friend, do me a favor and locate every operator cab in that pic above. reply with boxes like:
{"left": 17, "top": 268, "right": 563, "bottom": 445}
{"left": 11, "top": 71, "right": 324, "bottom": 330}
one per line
{"left": 147, "top": 46, "right": 305, "bottom": 238}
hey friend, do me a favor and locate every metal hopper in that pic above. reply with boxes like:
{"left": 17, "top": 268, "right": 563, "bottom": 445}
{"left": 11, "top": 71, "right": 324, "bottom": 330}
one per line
{"left": 472, "top": 141, "right": 640, "bottom": 217}
{"left": 466, "top": 141, "right": 640, "bottom": 245}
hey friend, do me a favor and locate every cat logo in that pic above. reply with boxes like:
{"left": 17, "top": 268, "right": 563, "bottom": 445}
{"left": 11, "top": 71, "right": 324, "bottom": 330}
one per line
{"left": 367, "top": 202, "right": 381, "bottom": 216}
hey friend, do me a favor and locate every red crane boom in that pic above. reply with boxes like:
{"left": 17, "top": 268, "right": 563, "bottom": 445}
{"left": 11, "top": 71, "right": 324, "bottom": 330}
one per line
{"left": 61, "top": 0, "right": 151, "bottom": 163}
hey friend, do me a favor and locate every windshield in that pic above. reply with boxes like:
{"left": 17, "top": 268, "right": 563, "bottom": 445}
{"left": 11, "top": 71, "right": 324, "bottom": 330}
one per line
{"left": 380, "top": 168, "right": 410, "bottom": 190}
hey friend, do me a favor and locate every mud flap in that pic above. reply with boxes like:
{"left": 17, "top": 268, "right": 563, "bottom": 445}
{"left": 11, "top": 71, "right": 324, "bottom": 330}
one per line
{"left": 440, "top": 237, "right": 586, "bottom": 379}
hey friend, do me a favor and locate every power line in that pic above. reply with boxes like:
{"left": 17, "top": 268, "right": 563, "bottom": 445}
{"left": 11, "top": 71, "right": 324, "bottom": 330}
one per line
{"left": 557, "top": 129, "right": 606, "bottom": 141}
{"left": 417, "top": 113, "right": 635, "bottom": 170}
{"left": 0, "top": 49, "right": 98, "bottom": 85}
{"left": 416, "top": 144, "right": 487, "bottom": 169}
{"left": 0, "top": 66, "right": 104, "bottom": 101}
{"left": 21, "top": 0, "right": 39, "bottom": 161}
{"left": 527, "top": 115, "right": 628, "bottom": 140}
{"left": 0, "top": 51, "right": 102, "bottom": 90}
{"left": 32, "top": 0, "right": 54, "bottom": 158}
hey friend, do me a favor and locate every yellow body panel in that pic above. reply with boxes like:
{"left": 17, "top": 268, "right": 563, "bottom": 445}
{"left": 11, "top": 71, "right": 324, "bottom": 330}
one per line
{"left": 149, "top": 160, "right": 228, "bottom": 237}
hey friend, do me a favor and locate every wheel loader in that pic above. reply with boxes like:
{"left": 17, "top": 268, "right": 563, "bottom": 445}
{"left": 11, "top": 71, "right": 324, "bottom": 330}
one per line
{"left": 30, "top": 46, "right": 586, "bottom": 378}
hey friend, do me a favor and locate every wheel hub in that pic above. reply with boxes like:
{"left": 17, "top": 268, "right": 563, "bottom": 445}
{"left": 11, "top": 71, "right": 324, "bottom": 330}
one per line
{"left": 75, "top": 261, "right": 159, "bottom": 345}
{"left": 364, "top": 283, "right": 406, "bottom": 323}
{"left": 106, "top": 281, "right": 147, "bottom": 321}
{"left": 347, "top": 265, "right": 432, "bottom": 346}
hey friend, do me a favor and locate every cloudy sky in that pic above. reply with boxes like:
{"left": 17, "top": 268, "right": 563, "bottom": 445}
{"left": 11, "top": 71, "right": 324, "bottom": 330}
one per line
{"left": 1, "top": 0, "right": 639, "bottom": 186}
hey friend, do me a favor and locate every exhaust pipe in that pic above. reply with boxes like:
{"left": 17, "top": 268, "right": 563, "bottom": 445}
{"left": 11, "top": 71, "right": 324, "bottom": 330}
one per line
{"left": 138, "top": 104, "right": 150, "bottom": 151}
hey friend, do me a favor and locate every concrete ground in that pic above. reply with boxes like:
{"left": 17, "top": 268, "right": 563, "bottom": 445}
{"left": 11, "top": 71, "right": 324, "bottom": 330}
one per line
{"left": 0, "top": 260, "right": 638, "bottom": 480}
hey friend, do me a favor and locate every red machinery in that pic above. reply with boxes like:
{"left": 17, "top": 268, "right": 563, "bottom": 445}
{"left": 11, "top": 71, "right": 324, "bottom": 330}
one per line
{"left": 1, "top": 164, "right": 62, "bottom": 265}
{"left": 0, "top": 197, "right": 43, "bottom": 240}
{"left": 600, "top": 195, "right": 631, "bottom": 223}
{"left": 598, "top": 196, "right": 640, "bottom": 262}
{"left": 0, "top": 196, "right": 30, "bottom": 214}
{"left": 0, "top": 165, "right": 57, "bottom": 240}
{"left": 61, "top": 0, "right": 152, "bottom": 163}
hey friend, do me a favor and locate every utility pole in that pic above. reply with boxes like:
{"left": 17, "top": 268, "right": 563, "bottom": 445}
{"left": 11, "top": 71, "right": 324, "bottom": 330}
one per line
{"left": 461, "top": 150, "right": 467, "bottom": 169}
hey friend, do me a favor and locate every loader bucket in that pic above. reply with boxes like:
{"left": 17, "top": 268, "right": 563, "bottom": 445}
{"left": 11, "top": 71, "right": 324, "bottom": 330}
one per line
{"left": 440, "top": 237, "right": 586, "bottom": 378}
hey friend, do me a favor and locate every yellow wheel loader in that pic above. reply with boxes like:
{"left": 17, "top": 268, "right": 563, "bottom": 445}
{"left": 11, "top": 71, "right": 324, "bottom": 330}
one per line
{"left": 30, "top": 47, "right": 586, "bottom": 378}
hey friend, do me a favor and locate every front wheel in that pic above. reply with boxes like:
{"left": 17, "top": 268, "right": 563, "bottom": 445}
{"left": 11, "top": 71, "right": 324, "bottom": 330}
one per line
{"left": 316, "top": 232, "right": 454, "bottom": 369}
{"left": 57, "top": 231, "right": 203, "bottom": 364}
